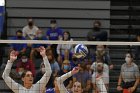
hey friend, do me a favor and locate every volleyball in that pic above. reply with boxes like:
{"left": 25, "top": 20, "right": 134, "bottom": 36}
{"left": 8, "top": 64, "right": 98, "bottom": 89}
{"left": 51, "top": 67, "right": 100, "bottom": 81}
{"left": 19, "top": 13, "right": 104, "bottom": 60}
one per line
{"left": 74, "top": 44, "right": 88, "bottom": 58}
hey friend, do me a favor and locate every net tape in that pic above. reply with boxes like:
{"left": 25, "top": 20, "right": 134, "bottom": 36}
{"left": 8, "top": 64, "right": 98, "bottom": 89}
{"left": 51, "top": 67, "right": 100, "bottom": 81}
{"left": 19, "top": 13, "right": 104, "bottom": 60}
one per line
{"left": 0, "top": 40, "right": 140, "bottom": 45}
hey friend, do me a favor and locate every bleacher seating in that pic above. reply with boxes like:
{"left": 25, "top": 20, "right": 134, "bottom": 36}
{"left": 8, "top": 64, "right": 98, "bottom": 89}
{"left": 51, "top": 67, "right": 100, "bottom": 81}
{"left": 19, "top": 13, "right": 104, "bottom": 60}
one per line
{"left": 0, "top": 0, "right": 110, "bottom": 92}
{"left": 1, "top": 0, "right": 140, "bottom": 93}
{"left": 6, "top": 0, "right": 110, "bottom": 40}
{"left": 110, "top": 0, "right": 140, "bottom": 92}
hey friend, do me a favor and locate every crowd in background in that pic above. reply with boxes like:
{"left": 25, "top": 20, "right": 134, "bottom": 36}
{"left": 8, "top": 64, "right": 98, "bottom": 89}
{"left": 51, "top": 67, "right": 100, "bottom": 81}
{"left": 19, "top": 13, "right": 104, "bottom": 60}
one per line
{"left": 1, "top": 18, "right": 140, "bottom": 93}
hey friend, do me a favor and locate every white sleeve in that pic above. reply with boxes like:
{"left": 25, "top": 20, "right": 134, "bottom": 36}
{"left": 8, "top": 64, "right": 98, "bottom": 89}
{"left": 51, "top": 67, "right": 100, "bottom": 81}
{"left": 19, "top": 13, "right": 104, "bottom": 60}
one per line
{"left": 103, "top": 64, "right": 109, "bottom": 75}
{"left": 103, "top": 73, "right": 109, "bottom": 84}
{"left": 69, "top": 39, "right": 74, "bottom": 53}
{"left": 35, "top": 56, "right": 52, "bottom": 92}
{"left": 92, "top": 73, "right": 96, "bottom": 84}
{"left": 56, "top": 71, "right": 72, "bottom": 93}
{"left": 34, "top": 26, "right": 39, "bottom": 37}
{"left": 35, "top": 26, "right": 39, "bottom": 31}
{"left": 57, "top": 44, "right": 61, "bottom": 55}
{"left": 90, "top": 63, "right": 95, "bottom": 70}
{"left": 96, "top": 77, "right": 107, "bottom": 93}
{"left": 2, "top": 60, "right": 20, "bottom": 93}
{"left": 22, "top": 27, "right": 26, "bottom": 37}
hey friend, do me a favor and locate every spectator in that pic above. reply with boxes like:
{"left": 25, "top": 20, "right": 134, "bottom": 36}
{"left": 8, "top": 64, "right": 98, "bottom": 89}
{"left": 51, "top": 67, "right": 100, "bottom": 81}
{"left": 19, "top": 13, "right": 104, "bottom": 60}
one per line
{"left": 86, "top": 61, "right": 92, "bottom": 75}
{"left": 117, "top": 52, "right": 140, "bottom": 93}
{"left": 57, "top": 31, "right": 74, "bottom": 63}
{"left": 46, "top": 49, "right": 60, "bottom": 88}
{"left": 22, "top": 18, "right": 39, "bottom": 57}
{"left": 33, "top": 29, "right": 49, "bottom": 48}
{"left": 30, "top": 29, "right": 50, "bottom": 60}
{"left": 34, "top": 62, "right": 46, "bottom": 83}
{"left": 58, "top": 49, "right": 70, "bottom": 67}
{"left": 10, "top": 30, "right": 27, "bottom": 57}
{"left": 60, "top": 60, "right": 72, "bottom": 88}
{"left": 83, "top": 62, "right": 93, "bottom": 93}
{"left": 92, "top": 63, "right": 109, "bottom": 93}
{"left": 61, "top": 60, "right": 71, "bottom": 74}
{"left": 47, "top": 49, "right": 60, "bottom": 76}
{"left": 73, "top": 63, "right": 92, "bottom": 88}
{"left": 84, "top": 79, "right": 92, "bottom": 93}
{"left": 22, "top": 18, "right": 39, "bottom": 40}
{"left": 91, "top": 56, "right": 109, "bottom": 75}
{"left": 46, "top": 19, "right": 63, "bottom": 58}
{"left": 95, "top": 45, "right": 113, "bottom": 70}
{"left": 87, "top": 20, "right": 108, "bottom": 41}
{"left": 16, "top": 54, "right": 35, "bottom": 77}
{"left": 46, "top": 19, "right": 63, "bottom": 40}
{"left": 87, "top": 20, "right": 107, "bottom": 57}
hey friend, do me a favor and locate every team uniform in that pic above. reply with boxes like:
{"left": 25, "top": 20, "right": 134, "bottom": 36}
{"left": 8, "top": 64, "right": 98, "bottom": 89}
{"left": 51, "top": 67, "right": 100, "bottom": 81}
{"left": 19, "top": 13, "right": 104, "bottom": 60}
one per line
{"left": 2, "top": 56, "right": 52, "bottom": 93}
{"left": 56, "top": 71, "right": 72, "bottom": 93}
{"left": 95, "top": 77, "right": 108, "bottom": 93}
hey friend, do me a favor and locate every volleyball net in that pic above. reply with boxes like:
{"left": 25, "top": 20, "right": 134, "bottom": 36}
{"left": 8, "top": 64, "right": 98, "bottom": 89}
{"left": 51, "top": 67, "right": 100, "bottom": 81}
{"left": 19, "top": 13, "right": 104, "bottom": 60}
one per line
{"left": 0, "top": 40, "right": 140, "bottom": 93}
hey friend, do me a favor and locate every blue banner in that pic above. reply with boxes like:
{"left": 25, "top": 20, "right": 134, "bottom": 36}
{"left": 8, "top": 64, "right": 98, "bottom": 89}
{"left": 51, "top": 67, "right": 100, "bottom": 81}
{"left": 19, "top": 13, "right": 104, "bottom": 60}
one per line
{"left": 0, "top": 6, "right": 5, "bottom": 36}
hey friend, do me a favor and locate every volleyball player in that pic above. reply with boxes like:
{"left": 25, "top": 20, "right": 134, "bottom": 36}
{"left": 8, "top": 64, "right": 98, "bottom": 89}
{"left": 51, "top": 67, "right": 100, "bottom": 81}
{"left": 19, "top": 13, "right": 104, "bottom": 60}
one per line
{"left": 54, "top": 44, "right": 87, "bottom": 93}
{"left": 2, "top": 46, "right": 52, "bottom": 93}
{"left": 56, "top": 67, "right": 83, "bottom": 93}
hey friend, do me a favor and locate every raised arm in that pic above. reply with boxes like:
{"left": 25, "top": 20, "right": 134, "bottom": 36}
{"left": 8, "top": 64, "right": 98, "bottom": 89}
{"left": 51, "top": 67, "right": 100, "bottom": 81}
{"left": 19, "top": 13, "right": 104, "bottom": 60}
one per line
{"left": 57, "top": 44, "right": 61, "bottom": 55}
{"left": 95, "top": 76, "right": 107, "bottom": 93}
{"left": 2, "top": 51, "right": 20, "bottom": 93}
{"left": 22, "top": 27, "right": 26, "bottom": 37}
{"left": 35, "top": 46, "right": 52, "bottom": 92}
{"left": 56, "top": 67, "right": 79, "bottom": 93}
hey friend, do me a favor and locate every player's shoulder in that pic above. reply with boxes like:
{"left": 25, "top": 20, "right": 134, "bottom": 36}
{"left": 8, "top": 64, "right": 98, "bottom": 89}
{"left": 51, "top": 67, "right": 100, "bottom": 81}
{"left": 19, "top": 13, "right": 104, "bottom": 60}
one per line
{"left": 102, "top": 72, "right": 109, "bottom": 77}
{"left": 23, "top": 25, "right": 28, "bottom": 30}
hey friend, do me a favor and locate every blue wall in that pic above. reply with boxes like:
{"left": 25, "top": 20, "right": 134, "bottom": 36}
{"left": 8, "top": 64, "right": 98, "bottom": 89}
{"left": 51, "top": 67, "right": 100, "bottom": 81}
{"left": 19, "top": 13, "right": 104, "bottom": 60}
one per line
{"left": 0, "top": 6, "right": 5, "bottom": 37}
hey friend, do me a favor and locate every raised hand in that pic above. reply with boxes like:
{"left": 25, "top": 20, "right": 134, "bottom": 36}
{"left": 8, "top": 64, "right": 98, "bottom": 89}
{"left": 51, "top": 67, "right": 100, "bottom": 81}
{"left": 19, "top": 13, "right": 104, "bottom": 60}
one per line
{"left": 39, "top": 46, "right": 46, "bottom": 57}
{"left": 109, "top": 64, "right": 114, "bottom": 70}
{"left": 9, "top": 51, "right": 17, "bottom": 62}
{"left": 71, "top": 67, "right": 80, "bottom": 75}
{"left": 73, "top": 53, "right": 84, "bottom": 59}
{"left": 117, "top": 86, "right": 123, "bottom": 91}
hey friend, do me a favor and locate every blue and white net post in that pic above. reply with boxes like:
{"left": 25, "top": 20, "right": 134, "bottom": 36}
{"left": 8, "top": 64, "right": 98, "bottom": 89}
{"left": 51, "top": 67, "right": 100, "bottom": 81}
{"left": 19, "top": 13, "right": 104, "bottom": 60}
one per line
{"left": 0, "top": 0, "right": 5, "bottom": 38}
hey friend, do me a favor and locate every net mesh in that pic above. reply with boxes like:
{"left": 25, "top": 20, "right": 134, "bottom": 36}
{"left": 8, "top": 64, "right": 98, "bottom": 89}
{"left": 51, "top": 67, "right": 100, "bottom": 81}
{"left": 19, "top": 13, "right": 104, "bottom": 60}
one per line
{"left": 0, "top": 40, "right": 140, "bottom": 93}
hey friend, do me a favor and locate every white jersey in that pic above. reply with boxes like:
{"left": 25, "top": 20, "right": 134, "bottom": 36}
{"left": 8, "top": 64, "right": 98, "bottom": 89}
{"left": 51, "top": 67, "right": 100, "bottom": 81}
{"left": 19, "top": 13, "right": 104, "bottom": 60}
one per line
{"left": 90, "top": 62, "right": 109, "bottom": 75}
{"left": 96, "top": 77, "right": 107, "bottom": 93}
{"left": 2, "top": 56, "right": 52, "bottom": 93}
{"left": 92, "top": 72, "right": 108, "bottom": 93}
{"left": 56, "top": 71, "right": 72, "bottom": 93}
{"left": 57, "top": 39, "right": 74, "bottom": 55}
{"left": 22, "top": 25, "right": 39, "bottom": 40}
